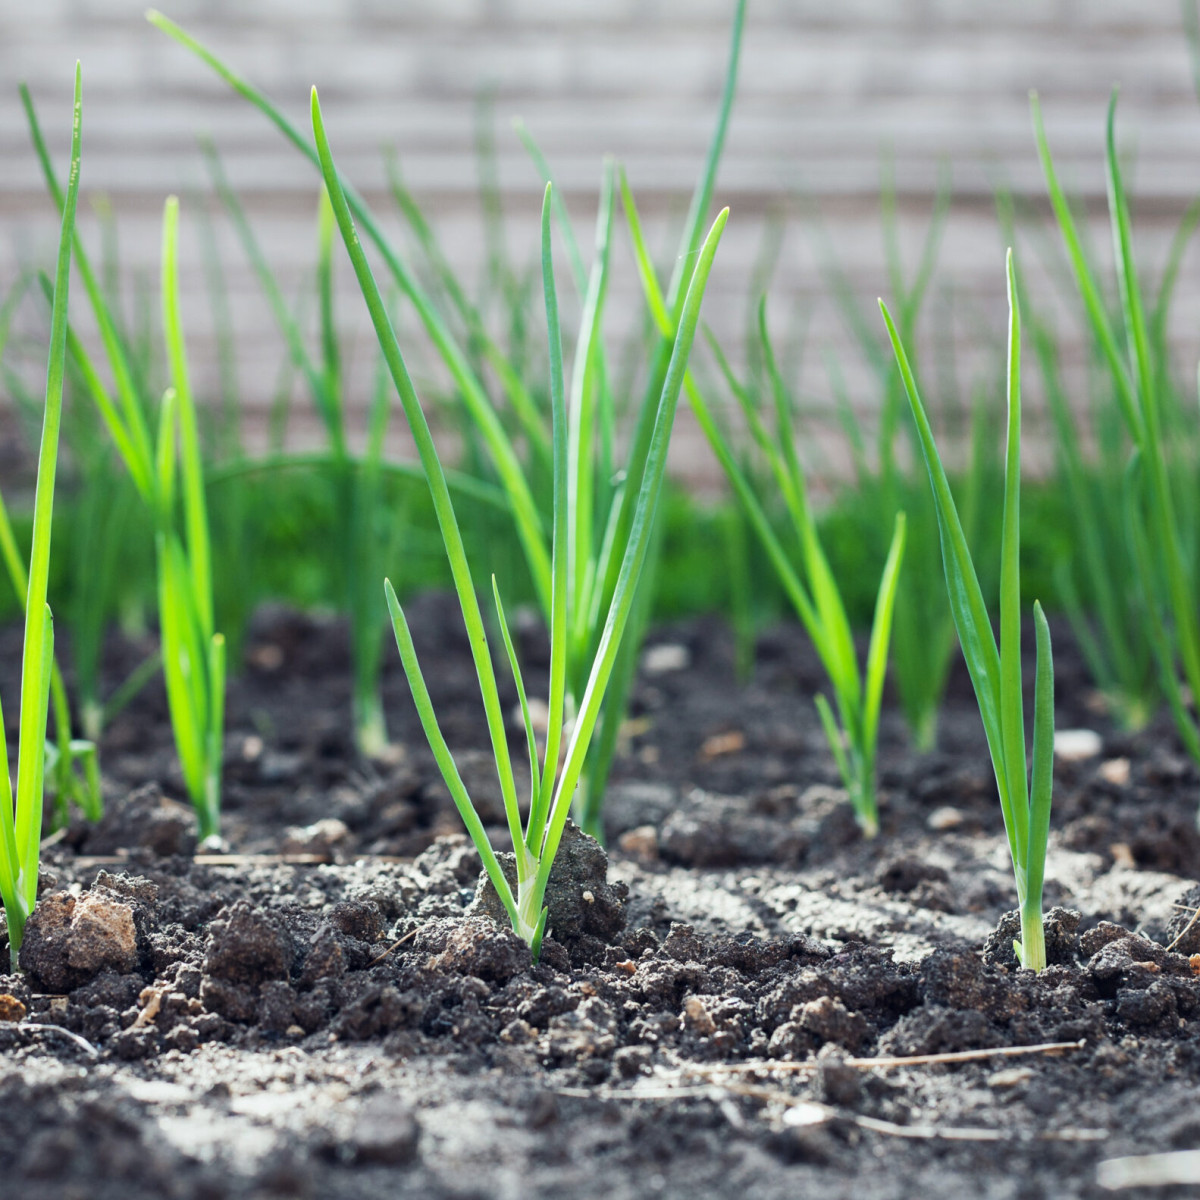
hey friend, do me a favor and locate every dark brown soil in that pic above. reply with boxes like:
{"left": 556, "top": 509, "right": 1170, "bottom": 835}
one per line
{"left": 1, "top": 601, "right": 1199, "bottom": 1200}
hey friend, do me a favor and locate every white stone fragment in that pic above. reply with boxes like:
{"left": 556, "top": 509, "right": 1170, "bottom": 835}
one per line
{"left": 642, "top": 643, "right": 691, "bottom": 674}
{"left": 927, "top": 806, "right": 964, "bottom": 831}
{"left": 1053, "top": 728, "right": 1103, "bottom": 761}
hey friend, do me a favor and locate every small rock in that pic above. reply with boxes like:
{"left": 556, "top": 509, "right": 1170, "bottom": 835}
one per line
{"left": 988, "top": 1067, "right": 1034, "bottom": 1089}
{"left": 68, "top": 894, "right": 138, "bottom": 973}
{"left": 699, "top": 730, "right": 745, "bottom": 760}
{"left": 616, "top": 825, "right": 659, "bottom": 862}
{"left": 927, "top": 806, "right": 964, "bottom": 831}
{"left": 1053, "top": 729, "right": 1102, "bottom": 762}
{"left": 19, "top": 891, "right": 138, "bottom": 990}
{"left": 0, "top": 994, "right": 26, "bottom": 1022}
{"left": 351, "top": 1095, "right": 420, "bottom": 1166}
{"left": 682, "top": 995, "right": 717, "bottom": 1036}
{"left": 642, "top": 643, "right": 690, "bottom": 674}
{"left": 281, "top": 818, "right": 350, "bottom": 859}
{"left": 1098, "top": 757, "right": 1131, "bottom": 786}
{"left": 814, "top": 1048, "right": 861, "bottom": 1106}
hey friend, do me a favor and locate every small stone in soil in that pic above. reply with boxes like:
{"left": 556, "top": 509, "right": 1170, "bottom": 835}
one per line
{"left": 281, "top": 818, "right": 350, "bottom": 858}
{"left": 349, "top": 1095, "right": 420, "bottom": 1166}
{"left": 988, "top": 1067, "right": 1034, "bottom": 1089}
{"left": 1099, "top": 757, "right": 1131, "bottom": 786}
{"left": 1053, "top": 728, "right": 1103, "bottom": 761}
{"left": 616, "top": 825, "right": 659, "bottom": 862}
{"left": 699, "top": 729, "right": 746, "bottom": 760}
{"left": 19, "top": 891, "right": 138, "bottom": 991}
{"left": 0, "top": 994, "right": 26, "bottom": 1022}
{"left": 642, "top": 643, "right": 690, "bottom": 674}
{"left": 927, "top": 806, "right": 964, "bottom": 831}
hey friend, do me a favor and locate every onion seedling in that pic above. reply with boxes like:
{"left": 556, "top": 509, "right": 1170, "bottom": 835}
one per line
{"left": 150, "top": 0, "right": 747, "bottom": 838}
{"left": 312, "top": 81, "right": 727, "bottom": 950}
{"left": 813, "top": 169, "right": 992, "bottom": 755}
{"left": 1, "top": 65, "right": 82, "bottom": 967}
{"left": 203, "top": 143, "right": 394, "bottom": 756}
{"left": 995, "top": 199, "right": 1159, "bottom": 733}
{"left": 1032, "top": 92, "right": 1200, "bottom": 759}
{"left": 0, "top": 270, "right": 101, "bottom": 825}
{"left": 20, "top": 86, "right": 227, "bottom": 837}
{"left": 626, "top": 220, "right": 906, "bottom": 833}
{"left": 0, "top": 484, "right": 102, "bottom": 828}
{"left": 881, "top": 251, "right": 1055, "bottom": 972}
{"left": 158, "top": 197, "right": 227, "bottom": 840}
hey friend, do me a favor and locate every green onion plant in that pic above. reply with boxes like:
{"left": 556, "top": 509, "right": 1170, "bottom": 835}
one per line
{"left": 1031, "top": 91, "right": 1200, "bottom": 756}
{"left": 0, "top": 269, "right": 103, "bottom": 826}
{"left": 158, "top": 196, "right": 227, "bottom": 839}
{"left": 882, "top": 250, "right": 1055, "bottom": 971}
{"left": 203, "top": 142, "right": 395, "bottom": 755}
{"left": 313, "top": 74, "right": 726, "bottom": 949}
{"left": 149, "top": 0, "right": 747, "bottom": 838}
{"left": 2, "top": 65, "right": 82, "bottom": 967}
{"left": 813, "top": 169, "right": 970, "bottom": 752}
{"left": 638, "top": 268, "right": 906, "bottom": 835}
{"left": 21, "top": 84, "right": 227, "bottom": 837}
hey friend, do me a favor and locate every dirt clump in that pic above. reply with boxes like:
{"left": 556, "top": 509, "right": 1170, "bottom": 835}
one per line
{"left": 19, "top": 890, "right": 138, "bottom": 991}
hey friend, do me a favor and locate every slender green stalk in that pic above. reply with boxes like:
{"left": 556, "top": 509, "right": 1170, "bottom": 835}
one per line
{"left": 809, "top": 169, "right": 959, "bottom": 751}
{"left": 997, "top": 195, "right": 1156, "bottom": 730}
{"left": 148, "top": 8, "right": 552, "bottom": 615}
{"left": 2, "top": 64, "right": 82, "bottom": 967}
{"left": 882, "top": 250, "right": 1055, "bottom": 971}
{"left": 312, "top": 81, "right": 726, "bottom": 951}
{"left": 1032, "top": 91, "right": 1200, "bottom": 757}
{"left": 20, "top": 83, "right": 226, "bottom": 837}
{"left": 159, "top": 197, "right": 226, "bottom": 838}
{"left": 149, "top": 0, "right": 744, "bottom": 836}
{"left": 0, "top": 484, "right": 102, "bottom": 826}
{"left": 624, "top": 172, "right": 905, "bottom": 832}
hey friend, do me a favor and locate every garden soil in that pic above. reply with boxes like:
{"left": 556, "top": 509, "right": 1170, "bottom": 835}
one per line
{"left": 2, "top": 598, "right": 1199, "bottom": 1200}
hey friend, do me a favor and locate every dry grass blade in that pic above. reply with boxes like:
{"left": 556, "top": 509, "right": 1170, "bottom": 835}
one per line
{"left": 1098, "top": 1149, "right": 1200, "bottom": 1189}
{"left": 692, "top": 1038, "right": 1086, "bottom": 1075}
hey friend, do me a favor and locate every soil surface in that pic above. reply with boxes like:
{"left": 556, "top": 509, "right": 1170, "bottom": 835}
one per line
{"left": 2, "top": 600, "right": 1199, "bottom": 1200}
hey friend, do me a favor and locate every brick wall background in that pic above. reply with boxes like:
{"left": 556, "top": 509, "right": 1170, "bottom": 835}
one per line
{"left": 3, "top": 1, "right": 1200, "bottom": 487}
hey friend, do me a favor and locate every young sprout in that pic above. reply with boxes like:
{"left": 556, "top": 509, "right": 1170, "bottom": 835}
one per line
{"left": 1, "top": 65, "right": 82, "bottom": 968}
{"left": 311, "top": 83, "right": 727, "bottom": 952}
{"left": 147, "top": 0, "right": 747, "bottom": 842}
{"left": 621, "top": 181, "right": 906, "bottom": 837}
{"left": 881, "top": 250, "right": 1055, "bottom": 971}
{"left": 0, "top": 484, "right": 102, "bottom": 828}
{"left": 159, "top": 196, "right": 227, "bottom": 840}
{"left": 204, "top": 142, "right": 393, "bottom": 757}
{"left": 1032, "top": 91, "right": 1200, "bottom": 760}
{"left": 19, "top": 90, "right": 227, "bottom": 838}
